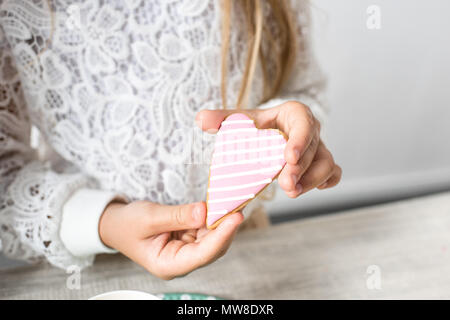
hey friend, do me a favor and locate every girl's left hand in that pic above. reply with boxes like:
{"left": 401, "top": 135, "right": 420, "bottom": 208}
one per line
{"left": 196, "top": 101, "right": 342, "bottom": 198}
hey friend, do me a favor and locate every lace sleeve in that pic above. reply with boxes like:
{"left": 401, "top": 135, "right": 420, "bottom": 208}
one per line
{"left": 258, "top": 1, "right": 328, "bottom": 133}
{"left": 0, "top": 27, "right": 100, "bottom": 270}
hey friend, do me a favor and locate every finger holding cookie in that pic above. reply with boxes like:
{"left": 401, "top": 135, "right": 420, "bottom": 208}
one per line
{"left": 196, "top": 101, "right": 341, "bottom": 204}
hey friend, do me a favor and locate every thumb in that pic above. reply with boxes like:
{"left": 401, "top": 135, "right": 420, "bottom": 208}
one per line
{"left": 148, "top": 202, "right": 206, "bottom": 234}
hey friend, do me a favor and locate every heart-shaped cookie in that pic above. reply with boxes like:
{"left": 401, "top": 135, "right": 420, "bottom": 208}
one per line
{"left": 206, "top": 113, "right": 287, "bottom": 229}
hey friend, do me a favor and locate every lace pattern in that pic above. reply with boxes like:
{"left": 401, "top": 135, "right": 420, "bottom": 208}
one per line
{"left": 0, "top": 0, "right": 326, "bottom": 268}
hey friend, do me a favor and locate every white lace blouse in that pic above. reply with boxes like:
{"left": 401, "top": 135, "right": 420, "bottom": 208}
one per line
{"left": 0, "top": 0, "right": 326, "bottom": 269}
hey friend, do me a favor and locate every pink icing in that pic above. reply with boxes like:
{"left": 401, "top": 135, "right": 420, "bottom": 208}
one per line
{"left": 207, "top": 113, "right": 287, "bottom": 227}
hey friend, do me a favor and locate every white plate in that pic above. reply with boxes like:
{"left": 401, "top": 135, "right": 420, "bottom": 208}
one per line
{"left": 89, "top": 290, "right": 161, "bottom": 300}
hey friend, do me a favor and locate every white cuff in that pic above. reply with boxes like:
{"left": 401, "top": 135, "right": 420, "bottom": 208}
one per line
{"left": 60, "top": 188, "right": 128, "bottom": 257}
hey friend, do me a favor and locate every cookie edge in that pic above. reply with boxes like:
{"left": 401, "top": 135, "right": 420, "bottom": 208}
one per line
{"left": 205, "top": 113, "right": 288, "bottom": 230}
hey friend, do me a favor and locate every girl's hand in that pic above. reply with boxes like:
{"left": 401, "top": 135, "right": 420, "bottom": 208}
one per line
{"left": 99, "top": 201, "right": 243, "bottom": 280}
{"left": 196, "top": 101, "right": 342, "bottom": 198}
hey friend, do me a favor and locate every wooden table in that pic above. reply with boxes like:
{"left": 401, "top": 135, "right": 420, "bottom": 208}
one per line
{"left": 1, "top": 191, "right": 450, "bottom": 299}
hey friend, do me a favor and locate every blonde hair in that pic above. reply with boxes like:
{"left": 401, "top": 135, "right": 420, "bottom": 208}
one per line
{"left": 220, "top": 0, "right": 298, "bottom": 109}
{"left": 39, "top": 0, "right": 296, "bottom": 110}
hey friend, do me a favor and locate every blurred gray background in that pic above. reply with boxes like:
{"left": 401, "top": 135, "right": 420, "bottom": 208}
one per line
{"left": 1, "top": 0, "right": 450, "bottom": 268}
{"left": 267, "top": 0, "right": 450, "bottom": 220}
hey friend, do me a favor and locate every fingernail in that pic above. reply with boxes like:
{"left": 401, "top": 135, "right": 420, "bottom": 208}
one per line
{"left": 291, "top": 174, "right": 298, "bottom": 187}
{"left": 319, "top": 182, "right": 327, "bottom": 189}
{"left": 222, "top": 215, "right": 239, "bottom": 228}
{"left": 192, "top": 205, "right": 201, "bottom": 221}
{"left": 221, "top": 218, "right": 234, "bottom": 228}
{"left": 294, "top": 149, "right": 300, "bottom": 162}
{"left": 207, "top": 128, "right": 218, "bottom": 134}
{"left": 295, "top": 182, "right": 303, "bottom": 193}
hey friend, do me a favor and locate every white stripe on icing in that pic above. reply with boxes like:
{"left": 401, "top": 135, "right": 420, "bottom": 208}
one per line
{"left": 213, "top": 143, "right": 286, "bottom": 157}
{"left": 217, "top": 128, "right": 257, "bottom": 135}
{"left": 207, "top": 209, "right": 229, "bottom": 215}
{"left": 215, "top": 135, "right": 284, "bottom": 147}
{"left": 211, "top": 154, "right": 284, "bottom": 169}
{"left": 208, "top": 194, "right": 255, "bottom": 204}
{"left": 209, "top": 165, "right": 283, "bottom": 181}
{"left": 221, "top": 120, "right": 254, "bottom": 125}
{"left": 208, "top": 178, "right": 272, "bottom": 192}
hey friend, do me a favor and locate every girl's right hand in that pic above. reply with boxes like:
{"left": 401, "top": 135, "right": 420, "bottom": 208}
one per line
{"left": 98, "top": 200, "right": 243, "bottom": 280}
